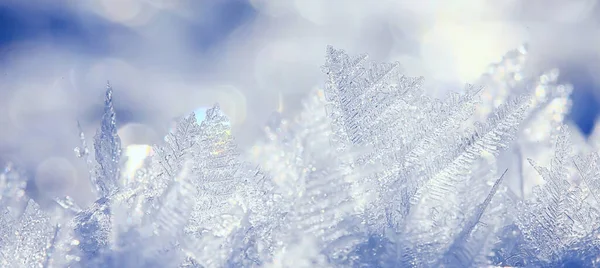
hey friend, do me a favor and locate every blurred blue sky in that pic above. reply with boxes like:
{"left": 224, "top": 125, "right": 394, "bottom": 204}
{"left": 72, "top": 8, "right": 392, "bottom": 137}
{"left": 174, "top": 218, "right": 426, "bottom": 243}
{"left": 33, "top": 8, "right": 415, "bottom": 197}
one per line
{"left": 0, "top": 4, "right": 116, "bottom": 56}
{"left": 0, "top": 0, "right": 599, "bottom": 204}
{"left": 559, "top": 63, "right": 600, "bottom": 136}
{"left": 0, "top": 1, "right": 255, "bottom": 55}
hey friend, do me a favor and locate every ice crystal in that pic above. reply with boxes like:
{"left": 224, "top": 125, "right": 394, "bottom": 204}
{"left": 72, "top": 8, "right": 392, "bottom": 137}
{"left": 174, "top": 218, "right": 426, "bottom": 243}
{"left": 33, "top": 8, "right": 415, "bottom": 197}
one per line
{"left": 322, "top": 46, "right": 527, "bottom": 242}
{"left": 1, "top": 46, "right": 598, "bottom": 268}
{"left": 477, "top": 45, "right": 573, "bottom": 200}
{"left": 93, "top": 81, "right": 123, "bottom": 198}
{"left": 250, "top": 90, "right": 364, "bottom": 266}
{"left": 151, "top": 112, "right": 202, "bottom": 196}
{"left": 0, "top": 200, "right": 56, "bottom": 268}
{"left": 510, "top": 126, "right": 600, "bottom": 266}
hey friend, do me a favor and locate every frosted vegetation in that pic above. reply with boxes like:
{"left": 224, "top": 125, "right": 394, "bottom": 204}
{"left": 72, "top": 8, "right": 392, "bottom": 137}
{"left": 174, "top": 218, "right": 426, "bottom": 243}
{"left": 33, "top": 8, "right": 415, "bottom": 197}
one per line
{"left": 1, "top": 46, "right": 599, "bottom": 267}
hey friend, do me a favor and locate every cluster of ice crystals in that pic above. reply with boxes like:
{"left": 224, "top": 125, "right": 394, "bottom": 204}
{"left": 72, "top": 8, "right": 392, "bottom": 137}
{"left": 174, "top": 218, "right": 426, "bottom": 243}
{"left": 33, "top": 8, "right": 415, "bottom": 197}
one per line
{"left": 0, "top": 46, "right": 597, "bottom": 268}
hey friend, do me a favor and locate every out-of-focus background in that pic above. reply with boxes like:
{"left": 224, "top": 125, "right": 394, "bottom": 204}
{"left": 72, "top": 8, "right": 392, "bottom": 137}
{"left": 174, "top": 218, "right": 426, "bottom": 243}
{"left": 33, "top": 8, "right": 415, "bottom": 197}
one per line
{"left": 0, "top": 0, "right": 599, "bottom": 204}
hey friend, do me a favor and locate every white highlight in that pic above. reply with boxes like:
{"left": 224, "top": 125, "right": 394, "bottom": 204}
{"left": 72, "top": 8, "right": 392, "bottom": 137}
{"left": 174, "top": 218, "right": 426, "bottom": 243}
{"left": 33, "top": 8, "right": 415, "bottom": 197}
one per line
{"left": 123, "top": 144, "right": 153, "bottom": 184}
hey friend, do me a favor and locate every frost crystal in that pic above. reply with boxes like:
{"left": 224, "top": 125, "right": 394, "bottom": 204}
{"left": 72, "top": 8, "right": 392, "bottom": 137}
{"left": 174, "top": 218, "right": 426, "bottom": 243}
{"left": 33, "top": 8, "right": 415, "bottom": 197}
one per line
{"left": 1, "top": 46, "right": 598, "bottom": 267}
{"left": 250, "top": 90, "right": 363, "bottom": 266}
{"left": 0, "top": 200, "right": 56, "bottom": 268}
{"left": 93, "top": 82, "right": 123, "bottom": 198}
{"left": 512, "top": 126, "right": 600, "bottom": 266}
